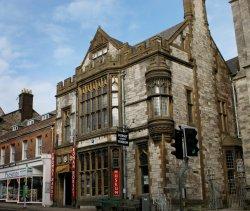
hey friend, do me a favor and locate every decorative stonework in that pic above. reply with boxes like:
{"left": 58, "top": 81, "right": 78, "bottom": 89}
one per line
{"left": 148, "top": 118, "right": 174, "bottom": 142}
{"left": 145, "top": 55, "right": 171, "bottom": 83}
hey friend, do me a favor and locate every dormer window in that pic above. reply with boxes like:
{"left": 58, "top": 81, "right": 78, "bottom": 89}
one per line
{"left": 92, "top": 47, "right": 108, "bottom": 59}
{"left": 27, "top": 119, "right": 34, "bottom": 126}
{"left": 42, "top": 114, "right": 50, "bottom": 121}
{"left": 12, "top": 125, "right": 18, "bottom": 131}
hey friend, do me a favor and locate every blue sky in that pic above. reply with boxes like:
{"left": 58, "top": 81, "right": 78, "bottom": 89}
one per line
{"left": 0, "top": 0, "right": 237, "bottom": 114}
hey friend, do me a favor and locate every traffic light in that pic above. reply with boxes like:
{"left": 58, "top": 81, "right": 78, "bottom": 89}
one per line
{"left": 171, "top": 129, "right": 183, "bottom": 159}
{"left": 184, "top": 128, "right": 199, "bottom": 156}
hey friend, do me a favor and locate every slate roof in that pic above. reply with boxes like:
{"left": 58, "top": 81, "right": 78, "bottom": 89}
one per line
{"left": 134, "top": 21, "right": 185, "bottom": 47}
{"left": 226, "top": 57, "right": 239, "bottom": 76}
{"left": 157, "top": 21, "right": 185, "bottom": 40}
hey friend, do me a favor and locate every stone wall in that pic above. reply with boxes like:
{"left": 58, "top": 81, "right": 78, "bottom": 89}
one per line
{"left": 191, "top": 0, "right": 225, "bottom": 199}
{"left": 56, "top": 91, "right": 76, "bottom": 145}
{"left": 230, "top": 0, "right": 250, "bottom": 196}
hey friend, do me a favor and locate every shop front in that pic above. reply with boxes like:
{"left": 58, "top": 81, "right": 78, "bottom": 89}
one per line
{"left": 55, "top": 149, "right": 76, "bottom": 207}
{"left": 0, "top": 167, "right": 43, "bottom": 203}
{"left": 0, "top": 157, "right": 52, "bottom": 206}
{"left": 77, "top": 144, "right": 122, "bottom": 206}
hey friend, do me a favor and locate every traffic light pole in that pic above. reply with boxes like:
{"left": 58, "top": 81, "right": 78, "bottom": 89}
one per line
{"left": 179, "top": 125, "right": 189, "bottom": 211}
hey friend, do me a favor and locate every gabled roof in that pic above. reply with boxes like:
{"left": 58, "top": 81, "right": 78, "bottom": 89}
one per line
{"left": 226, "top": 57, "right": 239, "bottom": 76}
{"left": 89, "top": 26, "right": 123, "bottom": 51}
{"left": 157, "top": 21, "right": 185, "bottom": 40}
{"left": 134, "top": 21, "right": 185, "bottom": 47}
{"left": 79, "top": 26, "right": 124, "bottom": 68}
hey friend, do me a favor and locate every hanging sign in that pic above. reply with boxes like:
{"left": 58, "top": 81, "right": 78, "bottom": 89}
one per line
{"left": 112, "top": 169, "right": 120, "bottom": 197}
{"left": 116, "top": 131, "right": 129, "bottom": 146}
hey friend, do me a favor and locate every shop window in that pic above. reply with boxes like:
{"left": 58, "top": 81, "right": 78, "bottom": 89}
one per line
{"left": 32, "top": 177, "right": 43, "bottom": 202}
{"left": 79, "top": 147, "right": 120, "bottom": 197}
{"left": 63, "top": 108, "right": 71, "bottom": 143}
{"left": 186, "top": 89, "right": 193, "bottom": 124}
{"left": 8, "top": 179, "right": 18, "bottom": 201}
{"left": 0, "top": 180, "right": 7, "bottom": 200}
{"left": 218, "top": 100, "right": 228, "bottom": 133}
{"left": 10, "top": 144, "right": 15, "bottom": 163}
{"left": 0, "top": 148, "right": 5, "bottom": 165}
{"left": 35, "top": 136, "right": 42, "bottom": 157}
{"left": 148, "top": 79, "right": 172, "bottom": 118}
{"left": 22, "top": 141, "right": 28, "bottom": 160}
{"left": 138, "top": 144, "right": 149, "bottom": 194}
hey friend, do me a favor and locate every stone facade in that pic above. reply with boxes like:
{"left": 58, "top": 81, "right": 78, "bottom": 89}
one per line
{"left": 229, "top": 0, "right": 250, "bottom": 204}
{"left": 54, "top": 0, "right": 237, "bottom": 208}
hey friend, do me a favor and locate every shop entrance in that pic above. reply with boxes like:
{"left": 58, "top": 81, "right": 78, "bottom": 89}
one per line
{"left": 59, "top": 172, "right": 72, "bottom": 206}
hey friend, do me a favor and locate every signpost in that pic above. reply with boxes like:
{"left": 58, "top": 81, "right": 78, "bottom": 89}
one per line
{"left": 116, "top": 131, "right": 129, "bottom": 146}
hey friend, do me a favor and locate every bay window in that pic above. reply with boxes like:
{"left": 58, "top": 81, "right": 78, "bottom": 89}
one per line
{"left": 148, "top": 78, "right": 172, "bottom": 118}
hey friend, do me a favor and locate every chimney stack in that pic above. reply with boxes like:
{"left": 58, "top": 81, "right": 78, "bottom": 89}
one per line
{"left": 19, "top": 89, "right": 33, "bottom": 121}
{"left": 183, "top": 0, "right": 193, "bottom": 20}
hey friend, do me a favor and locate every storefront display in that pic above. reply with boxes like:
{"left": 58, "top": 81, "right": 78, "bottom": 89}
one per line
{"left": 19, "top": 177, "right": 42, "bottom": 203}
{"left": 8, "top": 179, "right": 18, "bottom": 201}
{"left": 0, "top": 180, "right": 7, "bottom": 200}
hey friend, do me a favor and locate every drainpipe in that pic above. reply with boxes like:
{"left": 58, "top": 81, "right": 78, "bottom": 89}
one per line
{"left": 231, "top": 81, "right": 241, "bottom": 138}
{"left": 121, "top": 70, "right": 127, "bottom": 200}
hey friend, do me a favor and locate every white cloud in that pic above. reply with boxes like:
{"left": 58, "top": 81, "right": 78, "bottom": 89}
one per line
{"left": 41, "top": 23, "right": 68, "bottom": 44}
{"left": 53, "top": 0, "right": 119, "bottom": 29}
{"left": 0, "top": 37, "right": 55, "bottom": 114}
{"left": 53, "top": 46, "right": 74, "bottom": 62}
{"left": 0, "top": 58, "right": 9, "bottom": 74}
{"left": 0, "top": 74, "right": 56, "bottom": 114}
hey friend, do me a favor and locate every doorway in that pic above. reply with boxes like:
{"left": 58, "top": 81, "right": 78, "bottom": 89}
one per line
{"left": 64, "top": 172, "right": 72, "bottom": 206}
{"left": 59, "top": 172, "right": 72, "bottom": 206}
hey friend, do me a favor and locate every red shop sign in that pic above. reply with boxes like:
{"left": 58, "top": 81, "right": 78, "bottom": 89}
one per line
{"left": 50, "top": 152, "right": 55, "bottom": 200}
{"left": 112, "top": 169, "right": 120, "bottom": 197}
{"left": 71, "top": 147, "right": 76, "bottom": 200}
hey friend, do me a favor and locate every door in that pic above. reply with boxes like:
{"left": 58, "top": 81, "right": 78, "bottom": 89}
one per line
{"left": 64, "top": 172, "right": 72, "bottom": 206}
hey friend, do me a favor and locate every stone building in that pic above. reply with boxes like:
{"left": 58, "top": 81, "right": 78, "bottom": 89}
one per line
{"left": 53, "top": 77, "right": 77, "bottom": 206}
{"left": 55, "top": 0, "right": 239, "bottom": 208}
{"left": 0, "top": 91, "right": 55, "bottom": 206}
{"left": 228, "top": 0, "right": 250, "bottom": 205}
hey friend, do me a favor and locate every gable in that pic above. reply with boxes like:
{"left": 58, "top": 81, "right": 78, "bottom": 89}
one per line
{"left": 78, "top": 27, "right": 123, "bottom": 72}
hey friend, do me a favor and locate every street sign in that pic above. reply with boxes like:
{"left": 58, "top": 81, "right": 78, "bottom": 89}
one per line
{"left": 116, "top": 131, "right": 129, "bottom": 146}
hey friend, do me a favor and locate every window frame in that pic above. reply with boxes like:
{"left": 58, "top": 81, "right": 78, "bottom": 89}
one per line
{"left": 186, "top": 88, "right": 194, "bottom": 125}
{"left": 137, "top": 143, "right": 149, "bottom": 194}
{"left": 35, "top": 136, "right": 42, "bottom": 157}
{"left": 0, "top": 148, "right": 5, "bottom": 165}
{"left": 218, "top": 99, "right": 228, "bottom": 133}
{"left": 80, "top": 75, "right": 119, "bottom": 135}
{"left": 22, "top": 141, "right": 28, "bottom": 160}
{"left": 10, "top": 144, "right": 15, "bottom": 163}
{"left": 147, "top": 78, "right": 172, "bottom": 119}
{"left": 62, "top": 107, "right": 71, "bottom": 143}
{"left": 79, "top": 147, "right": 121, "bottom": 197}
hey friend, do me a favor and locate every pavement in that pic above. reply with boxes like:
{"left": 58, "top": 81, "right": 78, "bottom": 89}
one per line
{"left": 0, "top": 203, "right": 83, "bottom": 211}
{"left": 0, "top": 202, "right": 248, "bottom": 211}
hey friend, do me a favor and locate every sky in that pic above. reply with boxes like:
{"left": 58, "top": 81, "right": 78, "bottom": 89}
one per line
{"left": 0, "top": 0, "right": 237, "bottom": 115}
